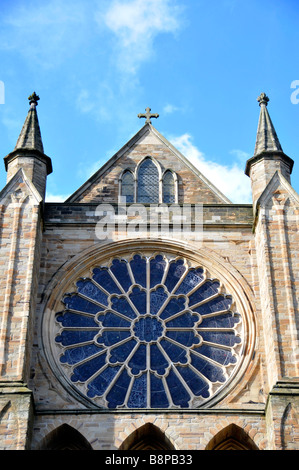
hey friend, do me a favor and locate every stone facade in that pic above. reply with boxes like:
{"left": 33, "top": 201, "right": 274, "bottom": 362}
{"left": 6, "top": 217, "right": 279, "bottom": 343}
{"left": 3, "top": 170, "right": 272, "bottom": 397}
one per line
{"left": 0, "top": 93, "right": 298, "bottom": 450}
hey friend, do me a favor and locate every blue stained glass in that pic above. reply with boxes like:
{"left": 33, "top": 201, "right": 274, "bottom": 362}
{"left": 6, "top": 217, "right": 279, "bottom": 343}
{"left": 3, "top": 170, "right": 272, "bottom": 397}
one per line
{"left": 129, "top": 287, "right": 146, "bottom": 314}
{"left": 137, "top": 158, "right": 159, "bottom": 204}
{"left": 188, "top": 280, "right": 220, "bottom": 306}
{"left": 106, "top": 369, "right": 131, "bottom": 408}
{"left": 92, "top": 268, "right": 121, "bottom": 294}
{"left": 87, "top": 366, "right": 121, "bottom": 398}
{"left": 150, "top": 374, "right": 169, "bottom": 408}
{"left": 97, "top": 330, "right": 131, "bottom": 347}
{"left": 55, "top": 253, "right": 243, "bottom": 409}
{"left": 159, "top": 297, "right": 186, "bottom": 320}
{"left": 192, "top": 296, "right": 232, "bottom": 315}
{"left": 110, "top": 259, "right": 132, "bottom": 291}
{"left": 130, "top": 255, "right": 146, "bottom": 287}
{"left": 71, "top": 353, "right": 106, "bottom": 383}
{"left": 128, "top": 343, "right": 147, "bottom": 375}
{"left": 177, "top": 366, "right": 210, "bottom": 398}
{"left": 56, "top": 312, "right": 98, "bottom": 328}
{"left": 97, "top": 311, "right": 131, "bottom": 328}
{"left": 150, "top": 344, "right": 169, "bottom": 375}
{"left": 164, "top": 259, "right": 186, "bottom": 292}
{"left": 162, "top": 170, "right": 175, "bottom": 204}
{"left": 127, "top": 374, "right": 147, "bottom": 408}
{"left": 150, "top": 287, "right": 168, "bottom": 314}
{"left": 150, "top": 255, "right": 166, "bottom": 287}
{"left": 109, "top": 338, "right": 137, "bottom": 364}
{"left": 166, "top": 311, "right": 199, "bottom": 328}
{"left": 56, "top": 330, "right": 96, "bottom": 347}
{"left": 76, "top": 280, "right": 108, "bottom": 306}
{"left": 166, "top": 369, "right": 190, "bottom": 407}
{"left": 63, "top": 295, "right": 101, "bottom": 314}
{"left": 121, "top": 171, "right": 134, "bottom": 204}
{"left": 199, "top": 313, "right": 240, "bottom": 329}
{"left": 175, "top": 268, "right": 204, "bottom": 295}
{"left": 160, "top": 339, "right": 188, "bottom": 365}
{"left": 199, "top": 345, "right": 237, "bottom": 366}
{"left": 134, "top": 317, "right": 163, "bottom": 342}
{"left": 199, "top": 331, "right": 241, "bottom": 347}
{"left": 60, "top": 344, "right": 102, "bottom": 365}
{"left": 191, "top": 352, "right": 226, "bottom": 383}
{"left": 166, "top": 330, "right": 200, "bottom": 348}
{"left": 111, "top": 296, "right": 136, "bottom": 319}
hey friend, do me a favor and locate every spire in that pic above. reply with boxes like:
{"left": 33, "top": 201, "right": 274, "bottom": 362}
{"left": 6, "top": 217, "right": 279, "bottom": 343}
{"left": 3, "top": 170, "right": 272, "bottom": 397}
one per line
{"left": 253, "top": 93, "right": 283, "bottom": 156}
{"left": 245, "top": 92, "right": 294, "bottom": 206}
{"left": 14, "top": 92, "right": 44, "bottom": 154}
{"left": 3, "top": 92, "right": 52, "bottom": 199}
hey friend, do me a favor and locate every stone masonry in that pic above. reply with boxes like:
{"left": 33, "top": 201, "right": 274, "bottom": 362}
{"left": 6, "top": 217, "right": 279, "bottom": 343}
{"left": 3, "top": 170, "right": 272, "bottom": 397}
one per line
{"left": 0, "top": 93, "right": 298, "bottom": 450}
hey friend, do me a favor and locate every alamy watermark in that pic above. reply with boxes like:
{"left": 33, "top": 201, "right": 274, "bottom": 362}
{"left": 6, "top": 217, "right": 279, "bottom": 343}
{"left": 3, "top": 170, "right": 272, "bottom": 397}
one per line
{"left": 290, "top": 80, "right": 299, "bottom": 104}
{"left": 0, "top": 81, "right": 4, "bottom": 104}
{"left": 94, "top": 202, "right": 203, "bottom": 244}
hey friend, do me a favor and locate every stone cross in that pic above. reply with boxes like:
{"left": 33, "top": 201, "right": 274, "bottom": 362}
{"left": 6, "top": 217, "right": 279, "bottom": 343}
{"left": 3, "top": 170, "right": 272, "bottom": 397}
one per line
{"left": 257, "top": 92, "right": 269, "bottom": 107}
{"left": 28, "top": 92, "right": 40, "bottom": 108}
{"left": 138, "top": 107, "right": 159, "bottom": 124}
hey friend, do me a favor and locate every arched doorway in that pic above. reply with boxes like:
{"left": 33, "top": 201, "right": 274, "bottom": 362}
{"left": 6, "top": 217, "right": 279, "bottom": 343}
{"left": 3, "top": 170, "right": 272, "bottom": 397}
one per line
{"left": 39, "top": 424, "right": 93, "bottom": 450}
{"left": 205, "top": 424, "right": 259, "bottom": 450}
{"left": 119, "top": 423, "right": 175, "bottom": 450}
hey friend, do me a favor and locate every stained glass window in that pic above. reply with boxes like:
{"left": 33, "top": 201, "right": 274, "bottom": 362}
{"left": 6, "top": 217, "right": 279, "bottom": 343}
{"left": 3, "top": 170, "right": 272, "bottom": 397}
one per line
{"left": 137, "top": 158, "right": 159, "bottom": 203}
{"left": 121, "top": 171, "right": 134, "bottom": 203}
{"left": 54, "top": 253, "right": 243, "bottom": 409}
{"left": 163, "top": 170, "right": 175, "bottom": 203}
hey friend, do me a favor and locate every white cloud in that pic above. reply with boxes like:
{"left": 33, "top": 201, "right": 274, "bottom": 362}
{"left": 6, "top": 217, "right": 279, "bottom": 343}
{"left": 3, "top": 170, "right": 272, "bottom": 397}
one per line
{"left": 163, "top": 104, "right": 179, "bottom": 115}
{"left": 45, "top": 192, "right": 71, "bottom": 202}
{"left": 0, "top": 0, "right": 88, "bottom": 68}
{"left": 169, "top": 134, "right": 252, "bottom": 204}
{"left": 99, "top": 0, "right": 182, "bottom": 74}
{"left": 230, "top": 148, "right": 251, "bottom": 163}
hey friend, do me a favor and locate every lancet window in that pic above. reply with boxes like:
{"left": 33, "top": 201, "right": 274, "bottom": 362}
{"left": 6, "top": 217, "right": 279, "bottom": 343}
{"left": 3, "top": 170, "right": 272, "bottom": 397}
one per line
{"left": 120, "top": 157, "right": 178, "bottom": 204}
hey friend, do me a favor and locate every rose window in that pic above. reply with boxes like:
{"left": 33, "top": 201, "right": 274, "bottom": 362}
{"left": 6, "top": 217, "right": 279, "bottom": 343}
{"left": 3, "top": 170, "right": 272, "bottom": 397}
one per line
{"left": 54, "top": 254, "right": 243, "bottom": 409}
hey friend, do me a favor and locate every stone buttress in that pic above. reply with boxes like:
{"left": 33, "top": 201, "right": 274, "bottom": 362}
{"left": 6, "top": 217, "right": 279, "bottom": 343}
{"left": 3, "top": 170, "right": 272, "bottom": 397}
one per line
{"left": 0, "top": 94, "right": 52, "bottom": 449}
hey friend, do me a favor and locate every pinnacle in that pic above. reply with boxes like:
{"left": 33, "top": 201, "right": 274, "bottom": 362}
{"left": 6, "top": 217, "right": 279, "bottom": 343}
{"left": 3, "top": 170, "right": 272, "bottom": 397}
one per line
{"left": 14, "top": 92, "right": 44, "bottom": 154}
{"left": 253, "top": 93, "right": 283, "bottom": 156}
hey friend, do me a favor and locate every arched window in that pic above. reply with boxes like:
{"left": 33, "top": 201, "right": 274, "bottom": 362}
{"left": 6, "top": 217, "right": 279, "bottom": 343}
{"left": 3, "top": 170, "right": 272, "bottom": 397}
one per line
{"left": 137, "top": 158, "right": 159, "bottom": 203}
{"left": 39, "top": 424, "right": 93, "bottom": 450}
{"left": 205, "top": 424, "right": 259, "bottom": 450}
{"left": 119, "top": 423, "right": 175, "bottom": 450}
{"left": 121, "top": 170, "right": 134, "bottom": 203}
{"left": 163, "top": 170, "right": 175, "bottom": 203}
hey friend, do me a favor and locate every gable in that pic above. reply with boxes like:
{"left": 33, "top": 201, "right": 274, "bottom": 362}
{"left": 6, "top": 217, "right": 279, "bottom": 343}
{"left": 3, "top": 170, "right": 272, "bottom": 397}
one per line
{"left": 66, "top": 124, "right": 231, "bottom": 204}
{"left": 0, "top": 168, "right": 42, "bottom": 206}
{"left": 257, "top": 170, "right": 299, "bottom": 210}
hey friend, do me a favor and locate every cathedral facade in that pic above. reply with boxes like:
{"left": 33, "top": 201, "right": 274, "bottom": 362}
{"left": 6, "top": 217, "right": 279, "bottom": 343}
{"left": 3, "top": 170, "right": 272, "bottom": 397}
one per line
{"left": 0, "top": 92, "right": 298, "bottom": 450}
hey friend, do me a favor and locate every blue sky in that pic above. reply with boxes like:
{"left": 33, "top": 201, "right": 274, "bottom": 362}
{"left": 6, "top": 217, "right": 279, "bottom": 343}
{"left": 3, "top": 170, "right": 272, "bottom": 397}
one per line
{"left": 0, "top": 0, "right": 298, "bottom": 203}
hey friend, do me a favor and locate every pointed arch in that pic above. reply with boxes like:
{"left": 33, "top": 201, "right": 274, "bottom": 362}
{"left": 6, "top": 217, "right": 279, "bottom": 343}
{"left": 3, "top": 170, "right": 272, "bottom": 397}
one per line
{"left": 120, "top": 169, "right": 135, "bottom": 203}
{"left": 137, "top": 157, "right": 160, "bottom": 203}
{"left": 119, "top": 423, "right": 175, "bottom": 450}
{"left": 281, "top": 402, "right": 299, "bottom": 450}
{"left": 205, "top": 424, "right": 259, "bottom": 450}
{"left": 39, "top": 424, "right": 93, "bottom": 450}
{"left": 162, "top": 169, "right": 177, "bottom": 203}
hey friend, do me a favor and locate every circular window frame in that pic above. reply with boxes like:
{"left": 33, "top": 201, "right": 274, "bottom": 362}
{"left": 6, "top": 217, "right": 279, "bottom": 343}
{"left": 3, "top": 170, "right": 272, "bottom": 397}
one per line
{"left": 41, "top": 238, "right": 256, "bottom": 410}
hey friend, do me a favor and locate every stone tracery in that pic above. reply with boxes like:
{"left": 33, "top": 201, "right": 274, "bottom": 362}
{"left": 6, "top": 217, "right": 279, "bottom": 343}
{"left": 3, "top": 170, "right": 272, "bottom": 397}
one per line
{"left": 54, "top": 253, "right": 243, "bottom": 409}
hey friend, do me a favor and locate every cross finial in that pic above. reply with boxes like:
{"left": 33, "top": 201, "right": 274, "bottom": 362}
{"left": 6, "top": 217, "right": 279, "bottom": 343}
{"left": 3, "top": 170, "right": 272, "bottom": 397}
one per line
{"left": 257, "top": 92, "right": 269, "bottom": 107}
{"left": 28, "top": 92, "right": 40, "bottom": 108}
{"left": 138, "top": 107, "right": 159, "bottom": 124}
